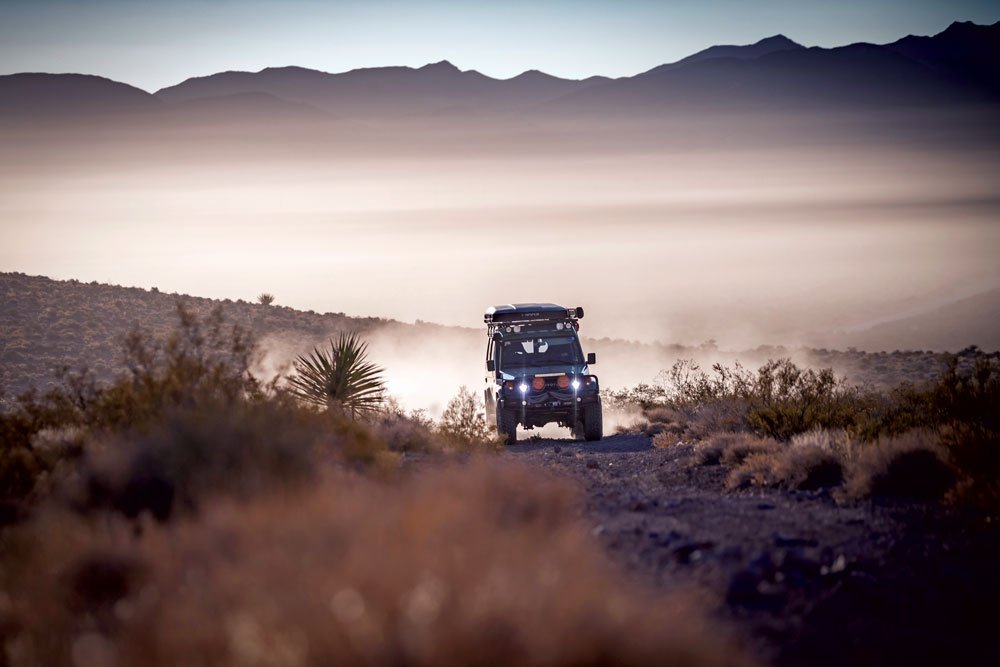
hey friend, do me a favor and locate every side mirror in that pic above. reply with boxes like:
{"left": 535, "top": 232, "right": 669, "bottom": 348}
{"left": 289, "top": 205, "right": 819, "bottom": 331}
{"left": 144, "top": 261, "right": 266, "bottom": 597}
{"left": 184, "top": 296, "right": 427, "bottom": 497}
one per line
{"left": 486, "top": 360, "right": 495, "bottom": 372}
{"left": 586, "top": 352, "right": 597, "bottom": 365}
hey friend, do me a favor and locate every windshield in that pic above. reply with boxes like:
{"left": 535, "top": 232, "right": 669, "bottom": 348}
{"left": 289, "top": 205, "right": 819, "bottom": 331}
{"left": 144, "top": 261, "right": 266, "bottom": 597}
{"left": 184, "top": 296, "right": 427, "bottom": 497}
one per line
{"left": 499, "top": 335, "right": 583, "bottom": 370}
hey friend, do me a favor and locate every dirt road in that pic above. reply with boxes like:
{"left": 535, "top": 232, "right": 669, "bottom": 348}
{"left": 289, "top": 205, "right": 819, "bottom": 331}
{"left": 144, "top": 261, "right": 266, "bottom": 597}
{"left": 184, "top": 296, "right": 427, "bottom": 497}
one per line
{"left": 506, "top": 434, "right": 1000, "bottom": 667}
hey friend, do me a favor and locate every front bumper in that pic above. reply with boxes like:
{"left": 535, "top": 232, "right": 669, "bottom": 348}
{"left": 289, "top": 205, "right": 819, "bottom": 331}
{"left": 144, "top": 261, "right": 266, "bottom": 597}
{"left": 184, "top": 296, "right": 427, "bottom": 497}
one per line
{"left": 499, "top": 390, "right": 601, "bottom": 410}
{"left": 498, "top": 389, "right": 600, "bottom": 428}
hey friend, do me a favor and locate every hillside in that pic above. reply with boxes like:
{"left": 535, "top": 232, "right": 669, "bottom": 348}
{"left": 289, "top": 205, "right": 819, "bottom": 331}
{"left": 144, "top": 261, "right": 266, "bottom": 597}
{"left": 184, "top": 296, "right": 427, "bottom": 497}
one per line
{"left": 0, "top": 273, "right": 970, "bottom": 407}
{"left": 822, "top": 289, "right": 1000, "bottom": 352}
{"left": 0, "top": 272, "right": 390, "bottom": 398}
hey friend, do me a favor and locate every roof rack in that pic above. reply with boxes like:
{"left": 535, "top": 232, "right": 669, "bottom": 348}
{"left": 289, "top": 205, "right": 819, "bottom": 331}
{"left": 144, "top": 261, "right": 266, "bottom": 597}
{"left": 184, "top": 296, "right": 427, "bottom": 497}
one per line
{"left": 484, "top": 303, "right": 584, "bottom": 336}
{"left": 484, "top": 303, "right": 584, "bottom": 325}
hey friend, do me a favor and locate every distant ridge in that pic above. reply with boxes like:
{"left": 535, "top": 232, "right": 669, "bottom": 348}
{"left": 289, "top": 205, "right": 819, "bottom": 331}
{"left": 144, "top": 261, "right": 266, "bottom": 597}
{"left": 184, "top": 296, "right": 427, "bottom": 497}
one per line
{"left": 0, "top": 73, "right": 160, "bottom": 117}
{"left": 1, "top": 21, "right": 998, "bottom": 120}
{"left": 640, "top": 34, "right": 805, "bottom": 75}
{"left": 824, "top": 289, "right": 1000, "bottom": 353}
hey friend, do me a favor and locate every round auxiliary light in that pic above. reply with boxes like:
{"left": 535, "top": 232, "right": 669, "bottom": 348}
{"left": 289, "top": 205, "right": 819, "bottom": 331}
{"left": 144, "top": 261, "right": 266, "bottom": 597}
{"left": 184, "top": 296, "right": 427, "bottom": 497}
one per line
{"left": 531, "top": 377, "right": 546, "bottom": 391}
{"left": 556, "top": 375, "right": 570, "bottom": 389}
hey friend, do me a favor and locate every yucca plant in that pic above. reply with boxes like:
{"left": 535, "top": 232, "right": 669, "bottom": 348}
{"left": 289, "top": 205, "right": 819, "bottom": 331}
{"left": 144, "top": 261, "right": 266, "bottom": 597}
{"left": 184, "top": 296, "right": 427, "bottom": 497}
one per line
{"left": 288, "top": 332, "right": 385, "bottom": 418}
{"left": 257, "top": 293, "right": 275, "bottom": 306}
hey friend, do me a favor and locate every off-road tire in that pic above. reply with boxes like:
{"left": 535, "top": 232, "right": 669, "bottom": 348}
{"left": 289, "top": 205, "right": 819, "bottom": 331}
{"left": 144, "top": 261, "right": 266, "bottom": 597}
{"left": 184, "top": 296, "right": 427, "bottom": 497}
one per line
{"left": 497, "top": 407, "right": 518, "bottom": 446}
{"left": 583, "top": 402, "right": 603, "bottom": 442}
{"left": 485, "top": 390, "right": 497, "bottom": 426}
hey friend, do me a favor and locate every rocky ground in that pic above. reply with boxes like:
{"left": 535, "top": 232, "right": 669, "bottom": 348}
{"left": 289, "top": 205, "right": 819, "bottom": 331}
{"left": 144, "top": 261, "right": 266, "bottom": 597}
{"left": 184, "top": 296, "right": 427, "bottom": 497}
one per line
{"left": 506, "top": 434, "right": 1000, "bottom": 667}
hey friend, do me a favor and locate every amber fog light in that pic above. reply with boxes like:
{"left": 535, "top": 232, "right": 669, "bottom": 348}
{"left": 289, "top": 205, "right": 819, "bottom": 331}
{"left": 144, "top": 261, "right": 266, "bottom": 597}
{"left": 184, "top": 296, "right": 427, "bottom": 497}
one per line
{"left": 556, "top": 375, "right": 570, "bottom": 389}
{"left": 531, "top": 377, "right": 546, "bottom": 391}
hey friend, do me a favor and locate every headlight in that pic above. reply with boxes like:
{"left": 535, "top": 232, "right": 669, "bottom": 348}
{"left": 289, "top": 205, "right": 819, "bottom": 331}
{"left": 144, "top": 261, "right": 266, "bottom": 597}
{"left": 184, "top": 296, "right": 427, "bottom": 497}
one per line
{"left": 519, "top": 383, "right": 528, "bottom": 394}
{"left": 571, "top": 378, "right": 581, "bottom": 390}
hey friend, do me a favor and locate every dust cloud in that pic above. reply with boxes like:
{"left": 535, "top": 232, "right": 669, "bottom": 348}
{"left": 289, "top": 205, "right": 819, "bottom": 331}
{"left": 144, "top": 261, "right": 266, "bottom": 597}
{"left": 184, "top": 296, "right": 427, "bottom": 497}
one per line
{"left": 2, "top": 110, "right": 998, "bottom": 353}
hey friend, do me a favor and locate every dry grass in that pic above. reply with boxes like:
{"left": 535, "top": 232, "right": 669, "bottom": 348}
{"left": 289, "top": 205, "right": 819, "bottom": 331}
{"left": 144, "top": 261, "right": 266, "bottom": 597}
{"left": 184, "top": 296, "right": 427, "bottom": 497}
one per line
{"left": 1, "top": 461, "right": 736, "bottom": 667}
{"left": 691, "top": 437, "right": 728, "bottom": 466}
{"left": 725, "top": 453, "right": 779, "bottom": 491}
{"left": 691, "top": 433, "right": 777, "bottom": 467}
{"left": 722, "top": 429, "right": 958, "bottom": 500}
{"left": 719, "top": 435, "right": 781, "bottom": 467}
{"left": 846, "top": 431, "right": 954, "bottom": 502}
{"left": 772, "top": 444, "right": 845, "bottom": 491}
{"left": 725, "top": 432, "right": 847, "bottom": 492}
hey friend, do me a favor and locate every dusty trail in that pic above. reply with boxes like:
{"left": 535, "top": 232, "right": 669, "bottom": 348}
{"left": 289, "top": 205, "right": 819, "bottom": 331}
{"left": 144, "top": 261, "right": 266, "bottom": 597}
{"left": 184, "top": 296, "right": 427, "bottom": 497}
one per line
{"left": 505, "top": 434, "right": 1000, "bottom": 666}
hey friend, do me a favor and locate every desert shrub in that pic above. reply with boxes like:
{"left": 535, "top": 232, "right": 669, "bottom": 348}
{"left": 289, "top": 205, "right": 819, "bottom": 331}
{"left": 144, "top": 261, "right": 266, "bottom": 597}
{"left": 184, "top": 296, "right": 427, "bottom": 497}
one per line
{"left": 370, "top": 412, "right": 440, "bottom": 455}
{"left": 0, "top": 305, "right": 266, "bottom": 508}
{"left": 651, "top": 432, "right": 678, "bottom": 449}
{"left": 942, "top": 423, "right": 1000, "bottom": 511}
{"left": 79, "top": 398, "right": 329, "bottom": 519}
{"left": 932, "top": 354, "right": 1000, "bottom": 429}
{"left": 288, "top": 332, "right": 386, "bottom": 418}
{"left": 791, "top": 429, "right": 858, "bottom": 464}
{"left": 686, "top": 399, "right": 748, "bottom": 439}
{"left": 86, "top": 304, "right": 262, "bottom": 431}
{"left": 613, "top": 359, "right": 877, "bottom": 440}
{"left": 691, "top": 435, "right": 734, "bottom": 466}
{"left": 725, "top": 453, "right": 779, "bottom": 490}
{"left": 0, "top": 461, "right": 733, "bottom": 667}
{"left": 847, "top": 432, "right": 955, "bottom": 502}
{"left": 720, "top": 434, "right": 781, "bottom": 466}
{"left": 725, "top": 431, "right": 847, "bottom": 491}
{"left": 438, "top": 387, "right": 501, "bottom": 452}
{"left": 256, "top": 292, "right": 275, "bottom": 306}
{"left": 644, "top": 405, "right": 683, "bottom": 424}
{"left": 743, "top": 361, "right": 873, "bottom": 440}
{"left": 0, "top": 374, "right": 102, "bottom": 507}
{"left": 773, "top": 443, "right": 845, "bottom": 491}
{"left": 931, "top": 355, "right": 1000, "bottom": 509}
{"left": 692, "top": 432, "right": 778, "bottom": 467}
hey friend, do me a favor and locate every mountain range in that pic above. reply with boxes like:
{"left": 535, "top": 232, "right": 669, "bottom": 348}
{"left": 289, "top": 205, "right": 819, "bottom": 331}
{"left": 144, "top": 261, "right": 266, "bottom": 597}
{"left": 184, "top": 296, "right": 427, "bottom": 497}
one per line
{"left": 1, "top": 20, "right": 997, "bottom": 122}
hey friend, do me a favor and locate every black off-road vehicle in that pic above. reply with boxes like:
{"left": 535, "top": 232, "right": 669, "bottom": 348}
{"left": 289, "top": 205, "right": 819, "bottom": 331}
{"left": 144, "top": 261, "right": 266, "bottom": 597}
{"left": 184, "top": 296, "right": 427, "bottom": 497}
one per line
{"left": 484, "top": 303, "right": 602, "bottom": 446}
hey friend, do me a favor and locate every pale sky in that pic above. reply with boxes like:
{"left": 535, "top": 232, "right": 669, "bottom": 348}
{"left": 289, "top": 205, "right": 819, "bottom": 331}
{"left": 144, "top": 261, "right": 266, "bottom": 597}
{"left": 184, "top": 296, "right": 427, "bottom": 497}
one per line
{"left": 1, "top": 0, "right": 998, "bottom": 91}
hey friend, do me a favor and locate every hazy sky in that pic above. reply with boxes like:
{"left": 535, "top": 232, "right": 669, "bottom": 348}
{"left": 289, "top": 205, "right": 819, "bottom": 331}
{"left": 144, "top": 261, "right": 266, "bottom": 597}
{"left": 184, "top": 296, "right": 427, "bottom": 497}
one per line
{"left": 1, "top": 0, "right": 998, "bottom": 91}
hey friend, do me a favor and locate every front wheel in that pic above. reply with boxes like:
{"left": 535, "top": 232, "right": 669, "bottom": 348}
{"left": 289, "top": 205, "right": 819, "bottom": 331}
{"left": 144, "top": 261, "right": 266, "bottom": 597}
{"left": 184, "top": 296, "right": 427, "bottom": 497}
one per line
{"left": 583, "top": 402, "right": 603, "bottom": 442}
{"left": 497, "top": 407, "right": 518, "bottom": 446}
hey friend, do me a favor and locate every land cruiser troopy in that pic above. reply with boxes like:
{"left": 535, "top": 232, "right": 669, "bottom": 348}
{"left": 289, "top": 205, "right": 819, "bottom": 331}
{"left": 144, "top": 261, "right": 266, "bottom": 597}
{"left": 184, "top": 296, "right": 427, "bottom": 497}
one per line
{"left": 484, "top": 303, "right": 602, "bottom": 446}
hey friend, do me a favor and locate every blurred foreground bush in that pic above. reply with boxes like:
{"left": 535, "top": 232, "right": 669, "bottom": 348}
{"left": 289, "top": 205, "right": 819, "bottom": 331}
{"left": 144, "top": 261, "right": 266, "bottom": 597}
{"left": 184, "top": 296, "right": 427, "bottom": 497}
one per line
{"left": 0, "top": 461, "right": 734, "bottom": 667}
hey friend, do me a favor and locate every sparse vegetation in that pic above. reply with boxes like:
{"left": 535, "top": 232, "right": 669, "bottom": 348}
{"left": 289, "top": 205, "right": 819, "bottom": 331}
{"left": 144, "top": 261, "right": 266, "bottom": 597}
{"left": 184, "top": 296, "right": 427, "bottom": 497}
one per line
{"left": 614, "top": 354, "right": 999, "bottom": 511}
{"left": 257, "top": 292, "right": 275, "bottom": 306}
{"left": 0, "top": 306, "right": 735, "bottom": 667}
{"left": 1, "top": 272, "right": 960, "bottom": 401}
